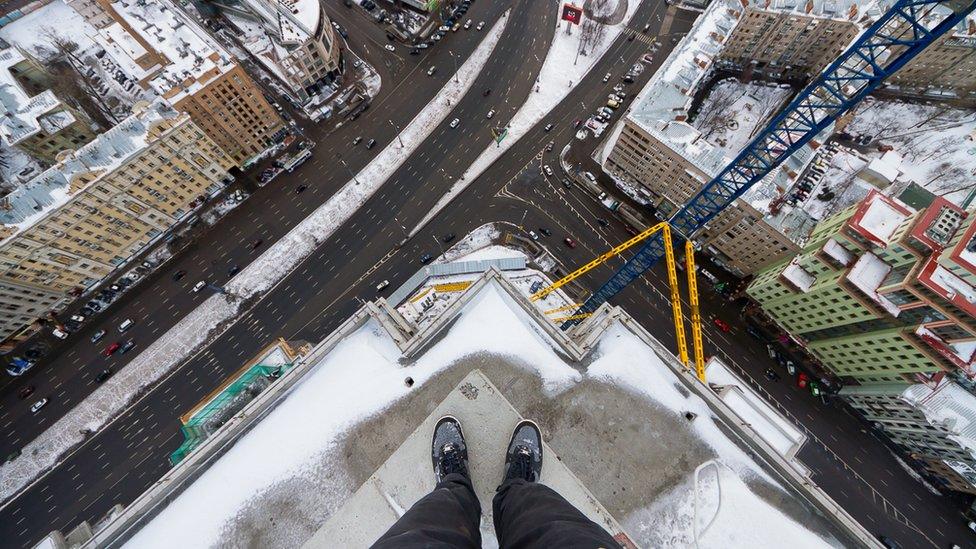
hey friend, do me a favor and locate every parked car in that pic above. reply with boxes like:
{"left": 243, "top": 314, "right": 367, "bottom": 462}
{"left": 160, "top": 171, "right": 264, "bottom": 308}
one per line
{"left": 464, "top": 19, "right": 472, "bottom": 29}
{"left": 564, "top": 237, "right": 577, "bottom": 248}
{"left": 420, "top": 253, "right": 434, "bottom": 264}
{"left": 172, "top": 269, "right": 187, "bottom": 281}
{"left": 70, "top": 314, "right": 86, "bottom": 323}
{"left": 103, "top": 342, "right": 121, "bottom": 356}
{"left": 539, "top": 228, "right": 552, "bottom": 236}
{"left": 544, "top": 123, "right": 554, "bottom": 132}
{"left": 91, "top": 329, "right": 107, "bottom": 344}
{"left": 486, "top": 109, "right": 495, "bottom": 119}
{"left": 427, "top": 66, "right": 437, "bottom": 76}
{"left": 596, "top": 218, "right": 609, "bottom": 227}
{"left": 443, "top": 233, "right": 456, "bottom": 243}
{"left": 228, "top": 265, "right": 241, "bottom": 276}
{"left": 602, "top": 72, "right": 611, "bottom": 83}
{"left": 543, "top": 165, "right": 553, "bottom": 176}
{"left": 384, "top": 44, "right": 396, "bottom": 52}
{"left": 450, "top": 118, "right": 460, "bottom": 128}
{"left": 476, "top": 21, "right": 485, "bottom": 30}
{"left": 193, "top": 281, "right": 207, "bottom": 293}
{"left": 561, "top": 178, "right": 572, "bottom": 189}
{"left": 120, "top": 340, "right": 136, "bottom": 354}
{"left": 52, "top": 328, "right": 69, "bottom": 340}
{"left": 95, "top": 369, "right": 113, "bottom": 383}
{"left": 376, "top": 280, "right": 390, "bottom": 292}
{"left": 251, "top": 239, "right": 264, "bottom": 250}
{"left": 713, "top": 318, "right": 731, "bottom": 333}
{"left": 545, "top": 141, "right": 554, "bottom": 152}
{"left": 30, "top": 398, "right": 48, "bottom": 413}
{"left": 528, "top": 231, "right": 539, "bottom": 241}
{"left": 17, "top": 386, "right": 34, "bottom": 400}
{"left": 353, "top": 136, "right": 363, "bottom": 146}
{"left": 366, "top": 139, "right": 377, "bottom": 150}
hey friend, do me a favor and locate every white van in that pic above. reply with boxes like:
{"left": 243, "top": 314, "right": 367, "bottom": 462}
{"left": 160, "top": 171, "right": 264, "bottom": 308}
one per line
{"left": 118, "top": 319, "right": 134, "bottom": 333}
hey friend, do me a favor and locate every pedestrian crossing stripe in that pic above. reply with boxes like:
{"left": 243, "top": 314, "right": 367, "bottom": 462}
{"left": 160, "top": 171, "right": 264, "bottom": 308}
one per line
{"left": 623, "top": 29, "right": 657, "bottom": 46}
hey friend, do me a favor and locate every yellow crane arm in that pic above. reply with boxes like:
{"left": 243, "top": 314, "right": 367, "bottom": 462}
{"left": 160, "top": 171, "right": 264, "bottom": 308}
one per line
{"left": 685, "top": 241, "right": 706, "bottom": 382}
{"left": 530, "top": 222, "right": 670, "bottom": 302}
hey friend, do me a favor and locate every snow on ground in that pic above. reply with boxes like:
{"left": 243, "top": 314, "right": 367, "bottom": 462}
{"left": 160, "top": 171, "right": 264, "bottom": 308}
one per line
{"left": 0, "top": 0, "right": 95, "bottom": 57}
{"left": 411, "top": 0, "right": 640, "bottom": 235}
{"left": 693, "top": 79, "right": 792, "bottom": 158}
{"left": 0, "top": 10, "right": 510, "bottom": 507}
{"left": 123, "top": 281, "right": 838, "bottom": 548}
{"left": 802, "top": 149, "right": 872, "bottom": 221}
{"left": 436, "top": 222, "right": 500, "bottom": 263}
{"left": 0, "top": 144, "right": 41, "bottom": 192}
{"left": 846, "top": 98, "right": 976, "bottom": 204}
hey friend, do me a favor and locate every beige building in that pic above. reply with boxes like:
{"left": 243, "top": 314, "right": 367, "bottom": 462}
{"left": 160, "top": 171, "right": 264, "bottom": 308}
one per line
{"left": 212, "top": 0, "right": 341, "bottom": 103}
{"left": 606, "top": 119, "right": 799, "bottom": 275}
{"left": 0, "top": 99, "right": 233, "bottom": 345}
{"left": 0, "top": 47, "right": 99, "bottom": 163}
{"left": 887, "top": 31, "right": 976, "bottom": 94}
{"left": 69, "top": 0, "right": 285, "bottom": 165}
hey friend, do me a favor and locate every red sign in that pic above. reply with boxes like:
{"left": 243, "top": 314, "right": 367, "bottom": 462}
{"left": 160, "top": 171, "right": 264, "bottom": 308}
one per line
{"left": 562, "top": 3, "right": 583, "bottom": 24}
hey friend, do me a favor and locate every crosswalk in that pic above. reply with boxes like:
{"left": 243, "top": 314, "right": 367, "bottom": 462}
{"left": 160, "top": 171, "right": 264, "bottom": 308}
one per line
{"left": 622, "top": 28, "right": 658, "bottom": 47}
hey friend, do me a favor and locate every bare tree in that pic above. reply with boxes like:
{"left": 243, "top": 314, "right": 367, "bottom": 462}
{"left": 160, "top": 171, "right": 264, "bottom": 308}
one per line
{"left": 38, "top": 28, "right": 119, "bottom": 127}
{"left": 695, "top": 81, "right": 746, "bottom": 139}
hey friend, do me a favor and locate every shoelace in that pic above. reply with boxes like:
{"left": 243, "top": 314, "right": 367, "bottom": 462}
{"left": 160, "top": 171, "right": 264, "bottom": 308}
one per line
{"left": 509, "top": 447, "right": 533, "bottom": 481}
{"left": 440, "top": 443, "right": 465, "bottom": 476}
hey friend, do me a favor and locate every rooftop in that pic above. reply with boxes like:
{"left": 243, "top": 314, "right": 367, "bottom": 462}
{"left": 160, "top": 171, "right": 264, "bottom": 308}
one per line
{"left": 903, "top": 380, "right": 976, "bottom": 465}
{"left": 67, "top": 236, "right": 876, "bottom": 548}
{"left": 0, "top": 99, "right": 182, "bottom": 243}
{"left": 0, "top": 48, "right": 77, "bottom": 147}
{"left": 848, "top": 190, "right": 915, "bottom": 248}
{"left": 107, "top": 0, "right": 234, "bottom": 103}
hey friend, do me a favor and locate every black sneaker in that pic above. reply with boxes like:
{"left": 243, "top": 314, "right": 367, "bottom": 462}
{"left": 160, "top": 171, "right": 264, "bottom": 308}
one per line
{"left": 432, "top": 415, "right": 469, "bottom": 482}
{"left": 503, "top": 419, "right": 543, "bottom": 483}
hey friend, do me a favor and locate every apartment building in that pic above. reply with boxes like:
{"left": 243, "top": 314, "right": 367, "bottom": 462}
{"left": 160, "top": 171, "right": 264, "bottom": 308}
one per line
{"left": 747, "top": 191, "right": 976, "bottom": 385}
{"left": 841, "top": 381, "right": 976, "bottom": 494}
{"left": 0, "top": 99, "right": 234, "bottom": 345}
{"left": 601, "top": 0, "right": 800, "bottom": 276}
{"left": 0, "top": 47, "right": 99, "bottom": 163}
{"left": 719, "top": 0, "right": 976, "bottom": 95}
{"left": 68, "top": 0, "right": 285, "bottom": 165}
{"left": 209, "top": 0, "right": 342, "bottom": 103}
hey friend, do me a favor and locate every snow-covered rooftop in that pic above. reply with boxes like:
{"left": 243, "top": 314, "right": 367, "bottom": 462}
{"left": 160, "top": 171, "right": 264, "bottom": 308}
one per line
{"left": 107, "top": 0, "right": 234, "bottom": 103}
{"left": 782, "top": 260, "right": 816, "bottom": 292}
{"left": 238, "top": 0, "right": 322, "bottom": 45}
{"left": 0, "top": 99, "right": 182, "bottom": 242}
{"left": 0, "top": 47, "right": 76, "bottom": 147}
{"left": 92, "top": 21, "right": 158, "bottom": 82}
{"left": 849, "top": 190, "right": 915, "bottom": 247}
{"left": 846, "top": 252, "right": 901, "bottom": 316}
{"left": 741, "top": 0, "right": 880, "bottom": 21}
{"left": 113, "top": 268, "right": 862, "bottom": 548}
{"left": 902, "top": 380, "right": 976, "bottom": 459}
{"left": 823, "top": 238, "right": 855, "bottom": 266}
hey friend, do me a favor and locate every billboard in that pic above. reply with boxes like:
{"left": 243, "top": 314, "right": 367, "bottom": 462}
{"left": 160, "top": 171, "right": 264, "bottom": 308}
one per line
{"left": 562, "top": 3, "right": 583, "bottom": 24}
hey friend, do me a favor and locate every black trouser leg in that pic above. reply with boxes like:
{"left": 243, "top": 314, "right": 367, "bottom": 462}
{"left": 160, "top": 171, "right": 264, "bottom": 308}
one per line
{"left": 492, "top": 480, "right": 620, "bottom": 549}
{"left": 371, "top": 473, "right": 482, "bottom": 549}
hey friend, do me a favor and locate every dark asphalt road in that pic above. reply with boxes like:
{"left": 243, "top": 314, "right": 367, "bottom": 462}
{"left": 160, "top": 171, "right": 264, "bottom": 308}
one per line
{"left": 0, "top": 1, "right": 972, "bottom": 548}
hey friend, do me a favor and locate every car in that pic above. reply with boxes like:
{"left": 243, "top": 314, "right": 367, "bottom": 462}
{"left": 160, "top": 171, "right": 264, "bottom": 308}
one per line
{"left": 427, "top": 66, "right": 437, "bottom": 76}
{"left": 438, "top": 25, "right": 450, "bottom": 32}
{"left": 431, "top": 33, "right": 443, "bottom": 41}
{"left": 95, "top": 369, "right": 113, "bottom": 383}
{"left": 420, "top": 253, "right": 434, "bottom": 264}
{"left": 23, "top": 347, "right": 43, "bottom": 360}
{"left": 583, "top": 171, "right": 596, "bottom": 182}
{"left": 30, "top": 398, "right": 48, "bottom": 413}
{"left": 797, "top": 372, "right": 810, "bottom": 389}
{"left": 452, "top": 22, "right": 461, "bottom": 32}
{"left": 410, "top": 48, "right": 421, "bottom": 55}
{"left": 561, "top": 178, "right": 571, "bottom": 189}
{"left": 103, "top": 342, "right": 121, "bottom": 356}
{"left": 544, "top": 123, "right": 554, "bottom": 132}
{"left": 353, "top": 136, "right": 363, "bottom": 146}
{"left": 528, "top": 230, "right": 539, "bottom": 241}
{"left": 564, "top": 237, "right": 577, "bottom": 248}
{"left": 764, "top": 368, "right": 781, "bottom": 382}
{"left": 876, "top": 535, "right": 900, "bottom": 549}
{"left": 52, "top": 328, "right": 69, "bottom": 340}
{"left": 539, "top": 228, "right": 552, "bottom": 236}
{"left": 622, "top": 74, "right": 634, "bottom": 83}
{"left": 120, "top": 340, "right": 136, "bottom": 354}
{"left": 573, "top": 119, "right": 582, "bottom": 128}
{"left": 172, "top": 269, "right": 187, "bottom": 281}
{"left": 449, "top": 118, "right": 460, "bottom": 129}
{"left": 596, "top": 218, "right": 609, "bottom": 227}
{"left": 366, "top": 139, "right": 377, "bottom": 150}
{"left": 576, "top": 129, "right": 589, "bottom": 140}
{"left": 602, "top": 72, "right": 611, "bottom": 83}
{"left": 543, "top": 165, "right": 553, "bottom": 176}
{"left": 295, "top": 184, "right": 308, "bottom": 194}
{"left": 87, "top": 300, "right": 103, "bottom": 312}
{"left": 228, "top": 265, "right": 241, "bottom": 276}
{"left": 642, "top": 23, "right": 651, "bottom": 32}
{"left": 80, "top": 306, "right": 95, "bottom": 316}
{"left": 713, "top": 318, "right": 731, "bottom": 333}
{"left": 70, "top": 314, "right": 86, "bottom": 323}
{"left": 91, "top": 329, "right": 107, "bottom": 343}
{"left": 607, "top": 99, "right": 620, "bottom": 109}
{"left": 443, "top": 233, "right": 456, "bottom": 243}
{"left": 17, "top": 386, "right": 35, "bottom": 400}
{"left": 376, "top": 280, "right": 390, "bottom": 292}
{"left": 545, "top": 141, "right": 554, "bottom": 152}
{"left": 486, "top": 109, "right": 495, "bottom": 119}
{"left": 193, "top": 281, "right": 207, "bottom": 293}
{"left": 464, "top": 19, "right": 472, "bottom": 29}
{"left": 608, "top": 94, "right": 621, "bottom": 102}
{"left": 251, "top": 239, "right": 264, "bottom": 250}
{"left": 483, "top": 88, "right": 491, "bottom": 97}
{"left": 476, "top": 21, "right": 485, "bottom": 30}
{"left": 384, "top": 44, "right": 396, "bottom": 52}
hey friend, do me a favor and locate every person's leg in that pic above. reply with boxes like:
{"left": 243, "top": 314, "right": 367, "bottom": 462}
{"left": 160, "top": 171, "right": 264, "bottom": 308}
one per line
{"left": 370, "top": 416, "right": 482, "bottom": 549}
{"left": 492, "top": 420, "right": 619, "bottom": 549}
{"left": 371, "top": 472, "right": 481, "bottom": 549}
{"left": 492, "top": 480, "right": 619, "bottom": 548}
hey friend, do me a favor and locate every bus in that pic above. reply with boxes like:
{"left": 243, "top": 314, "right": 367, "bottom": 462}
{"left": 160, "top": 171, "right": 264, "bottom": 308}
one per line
{"left": 282, "top": 149, "right": 312, "bottom": 173}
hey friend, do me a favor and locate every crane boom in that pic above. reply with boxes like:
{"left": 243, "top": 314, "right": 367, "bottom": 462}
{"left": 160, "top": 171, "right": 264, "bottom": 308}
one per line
{"left": 565, "top": 0, "right": 976, "bottom": 328}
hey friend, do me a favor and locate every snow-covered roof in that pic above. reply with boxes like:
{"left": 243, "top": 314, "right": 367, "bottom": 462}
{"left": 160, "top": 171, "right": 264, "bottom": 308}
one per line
{"left": 782, "top": 260, "right": 816, "bottom": 292}
{"left": 902, "top": 380, "right": 976, "bottom": 458}
{"left": 0, "top": 47, "right": 76, "bottom": 147}
{"left": 848, "top": 190, "right": 915, "bottom": 247}
{"left": 846, "top": 252, "right": 901, "bottom": 316}
{"left": 238, "top": 0, "right": 322, "bottom": 45}
{"left": 861, "top": 150, "right": 903, "bottom": 185}
{"left": 116, "top": 270, "right": 859, "bottom": 548}
{"left": 822, "top": 238, "right": 855, "bottom": 266}
{"left": 92, "top": 21, "right": 158, "bottom": 82}
{"left": 742, "top": 0, "right": 879, "bottom": 21}
{"left": 0, "top": 100, "right": 182, "bottom": 243}
{"left": 107, "top": 0, "right": 234, "bottom": 103}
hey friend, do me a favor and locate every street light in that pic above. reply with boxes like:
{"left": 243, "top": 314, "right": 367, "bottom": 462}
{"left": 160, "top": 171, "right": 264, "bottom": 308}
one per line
{"left": 338, "top": 155, "right": 360, "bottom": 185}
{"left": 448, "top": 51, "right": 459, "bottom": 83}
{"left": 389, "top": 119, "right": 404, "bottom": 147}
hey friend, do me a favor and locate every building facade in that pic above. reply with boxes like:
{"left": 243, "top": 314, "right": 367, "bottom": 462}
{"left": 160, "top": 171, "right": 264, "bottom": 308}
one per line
{"left": 211, "top": 0, "right": 341, "bottom": 103}
{"left": 0, "top": 100, "right": 233, "bottom": 345}
{"left": 0, "top": 47, "right": 99, "bottom": 163}
{"left": 68, "top": 0, "right": 285, "bottom": 165}
{"left": 605, "top": 118, "right": 799, "bottom": 275}
{"left": 747, "top": 191, "right": 976, "bottom": 385}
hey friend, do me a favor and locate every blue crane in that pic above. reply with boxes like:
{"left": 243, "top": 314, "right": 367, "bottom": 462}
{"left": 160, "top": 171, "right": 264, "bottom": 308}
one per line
{"left": 566, "top": 0, "right": 976, "bottom": 328}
